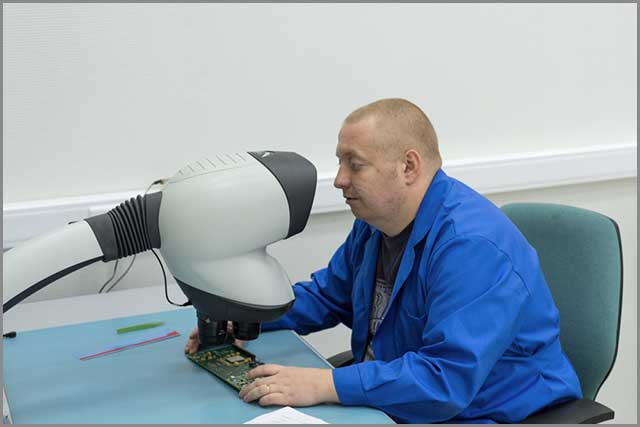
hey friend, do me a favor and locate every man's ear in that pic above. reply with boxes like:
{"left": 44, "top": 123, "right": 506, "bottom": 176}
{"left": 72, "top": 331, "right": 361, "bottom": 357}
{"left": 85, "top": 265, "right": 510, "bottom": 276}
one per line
{"left": 403, "top": 149, "right": 422, "bottom": 184}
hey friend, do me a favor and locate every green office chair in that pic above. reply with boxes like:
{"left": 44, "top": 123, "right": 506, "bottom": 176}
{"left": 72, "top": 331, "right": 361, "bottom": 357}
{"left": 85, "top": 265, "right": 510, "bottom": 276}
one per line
{"left": 501, "top": 203, "right": 623, "bottom": 423}
{"left": 328, "top": 203, "right": 623, "bottom": 423}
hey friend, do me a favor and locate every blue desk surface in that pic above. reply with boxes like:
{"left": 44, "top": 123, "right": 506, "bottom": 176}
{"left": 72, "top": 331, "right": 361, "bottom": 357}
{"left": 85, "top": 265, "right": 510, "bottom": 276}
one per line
{"left": 3, "top": 307, "right": 393, "bottom": 424}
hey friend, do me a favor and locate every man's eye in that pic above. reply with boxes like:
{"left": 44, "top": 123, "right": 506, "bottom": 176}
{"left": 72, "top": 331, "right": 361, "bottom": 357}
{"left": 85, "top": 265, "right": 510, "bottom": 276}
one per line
{"left": 350, "top": 163, "right": 362, "bottom": 171}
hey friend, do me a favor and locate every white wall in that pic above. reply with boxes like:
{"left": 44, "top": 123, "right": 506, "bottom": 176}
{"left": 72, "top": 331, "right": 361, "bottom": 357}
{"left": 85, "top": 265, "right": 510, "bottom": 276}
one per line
{"left": 3, "top": 3, "right": 636, "bottom": 202}
{"left": 2, "top": 3, "right": 637, "bottom": 424}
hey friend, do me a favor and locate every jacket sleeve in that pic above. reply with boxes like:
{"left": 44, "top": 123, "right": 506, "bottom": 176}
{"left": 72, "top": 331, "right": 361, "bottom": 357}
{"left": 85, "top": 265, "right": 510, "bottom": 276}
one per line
{"left": 261, "top": 221, "right": 364, "bottom": 335}
{"left": 332, "top": 235, "right": 531, "bottom": 423}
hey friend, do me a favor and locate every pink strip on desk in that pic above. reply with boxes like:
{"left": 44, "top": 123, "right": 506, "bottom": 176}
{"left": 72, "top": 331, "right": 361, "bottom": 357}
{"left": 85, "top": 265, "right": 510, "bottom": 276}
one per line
{"left": 80, "top": 330, "right": 180, "bottom": 361}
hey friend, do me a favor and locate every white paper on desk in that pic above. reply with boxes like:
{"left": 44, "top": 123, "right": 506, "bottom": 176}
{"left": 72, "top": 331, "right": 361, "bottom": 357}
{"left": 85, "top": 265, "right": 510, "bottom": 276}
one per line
{"left": 245, "top": 406, "right": 328, "bottom": 424}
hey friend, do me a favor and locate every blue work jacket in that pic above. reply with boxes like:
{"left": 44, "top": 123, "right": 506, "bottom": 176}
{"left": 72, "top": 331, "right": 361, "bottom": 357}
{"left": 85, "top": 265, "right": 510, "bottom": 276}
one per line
{"left": 263, "top": 169, "right": 581, "bottom": 423}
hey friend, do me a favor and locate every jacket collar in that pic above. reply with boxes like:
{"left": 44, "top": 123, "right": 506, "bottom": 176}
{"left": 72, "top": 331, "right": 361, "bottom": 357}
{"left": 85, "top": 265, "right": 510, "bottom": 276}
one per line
{"left": 367, "top": 167, "right": 450, "bottom": 249}
{"left": 407, "top": 168, "right": 450, "bottom": 248}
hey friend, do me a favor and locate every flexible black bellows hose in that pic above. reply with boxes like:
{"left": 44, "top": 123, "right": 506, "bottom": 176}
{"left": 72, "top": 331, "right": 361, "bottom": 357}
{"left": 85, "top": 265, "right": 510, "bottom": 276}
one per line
{"left": 108, "top": 195, "right": 152, "bottom": 258}
{"left": 85, "top": 192, "right": 162, "bottom": 262}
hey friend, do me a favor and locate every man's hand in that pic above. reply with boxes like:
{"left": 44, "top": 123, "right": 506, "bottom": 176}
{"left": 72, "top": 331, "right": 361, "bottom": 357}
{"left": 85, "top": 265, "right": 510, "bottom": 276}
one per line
{"left": 183, "top": 323, "right": 245, "bottom": 355}
{"left": 184, "top": 328, "right": 200, "bottom": 355}
{"left": 239, "top": 364, "right": 339, "bottom": 406}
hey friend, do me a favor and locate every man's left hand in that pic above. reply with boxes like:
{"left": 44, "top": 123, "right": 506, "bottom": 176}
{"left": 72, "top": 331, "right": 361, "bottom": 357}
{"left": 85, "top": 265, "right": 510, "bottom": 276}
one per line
{"left": 239, "top": 364, "right": 339, "bottom": 406}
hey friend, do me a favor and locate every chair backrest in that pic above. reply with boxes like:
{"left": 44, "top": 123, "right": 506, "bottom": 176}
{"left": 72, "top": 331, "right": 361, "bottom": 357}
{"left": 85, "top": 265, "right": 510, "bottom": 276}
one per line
{"left": 501, "top": 203, "right": 623, "bottom": 400}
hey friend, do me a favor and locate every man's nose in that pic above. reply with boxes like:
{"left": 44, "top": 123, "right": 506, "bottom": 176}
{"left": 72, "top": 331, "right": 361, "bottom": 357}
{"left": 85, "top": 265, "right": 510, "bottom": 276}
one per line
{"left": 334, "top": 165, "right": 349, "bottom": 190}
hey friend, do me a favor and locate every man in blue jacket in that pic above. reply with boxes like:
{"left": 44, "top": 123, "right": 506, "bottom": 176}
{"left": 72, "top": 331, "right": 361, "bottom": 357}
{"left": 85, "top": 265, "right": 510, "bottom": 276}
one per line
{"left": 186, "top": 98, "right": 582, "bottom": 423}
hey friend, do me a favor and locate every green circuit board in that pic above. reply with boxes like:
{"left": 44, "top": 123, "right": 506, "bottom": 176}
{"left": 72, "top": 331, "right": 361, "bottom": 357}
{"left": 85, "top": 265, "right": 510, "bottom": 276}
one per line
{"left": 186, "top": 344, "right": 264, "bottom": 391}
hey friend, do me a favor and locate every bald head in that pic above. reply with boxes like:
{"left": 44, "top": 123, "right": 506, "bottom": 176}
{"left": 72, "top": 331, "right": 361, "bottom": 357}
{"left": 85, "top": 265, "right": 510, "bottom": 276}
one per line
{"left": 342, "top": 98, "right": 442, "bottom": 169}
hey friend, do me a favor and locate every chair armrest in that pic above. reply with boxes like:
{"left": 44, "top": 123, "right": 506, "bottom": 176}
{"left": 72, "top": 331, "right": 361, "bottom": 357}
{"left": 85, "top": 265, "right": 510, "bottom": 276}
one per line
{"left": 327, "top": 350, "right": 354, "bottom": 368}
{"left": 522, "top": 399, "right": 614, "bottom": 424}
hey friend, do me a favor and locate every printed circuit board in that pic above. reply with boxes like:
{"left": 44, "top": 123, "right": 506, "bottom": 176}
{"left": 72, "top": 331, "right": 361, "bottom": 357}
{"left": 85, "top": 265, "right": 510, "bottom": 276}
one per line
{"left": 187, "top": 344, "right": 263, "bottom": 391}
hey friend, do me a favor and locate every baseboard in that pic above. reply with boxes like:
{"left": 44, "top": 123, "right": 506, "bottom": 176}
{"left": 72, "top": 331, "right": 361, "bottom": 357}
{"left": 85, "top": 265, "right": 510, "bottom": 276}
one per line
{"left": 3, "top": 143, "right": 636, "bottom": 248}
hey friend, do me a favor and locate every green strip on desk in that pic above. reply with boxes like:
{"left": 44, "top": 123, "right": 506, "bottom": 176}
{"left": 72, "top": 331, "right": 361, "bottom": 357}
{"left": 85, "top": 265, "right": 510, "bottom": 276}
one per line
{"left": 116, "top": 321, "right": 164, "bottom": 334}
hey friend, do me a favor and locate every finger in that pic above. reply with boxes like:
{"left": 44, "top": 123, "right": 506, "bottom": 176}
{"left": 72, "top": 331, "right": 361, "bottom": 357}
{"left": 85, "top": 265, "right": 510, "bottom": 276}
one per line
{"left": 258, "top": 392, "right": 287, "bottom": 407}
{"left": 234, "top": 339, "right": 246, "bottom": 348}
{"left": 242, "top": 383, "right": 275, "bottom": 403}
{"left": 187, "top": 340, "right": 198, "bottom": 355}
{"left": 241, "top": 382, "right": 266, "bottom": 402}
{"left": 238, "top": 384, "right": 252, "bottom": 400}
{"left": 226, "top": 321, "right": 234, "bottom": 334}
{"left": 239, "top": 377, "right": 264, "bottom": 399}
{"left": 189, "top": 328, "right": 198, "bottom": 339}
{"left": 246, "top": 364, "right": 281, "bottom": 380}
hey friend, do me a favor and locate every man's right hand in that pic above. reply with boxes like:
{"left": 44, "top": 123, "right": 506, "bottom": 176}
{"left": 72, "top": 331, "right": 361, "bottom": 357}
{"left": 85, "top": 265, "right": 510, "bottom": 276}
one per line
{"left": 184, "top": 322, "right": 245, "bottom": 355}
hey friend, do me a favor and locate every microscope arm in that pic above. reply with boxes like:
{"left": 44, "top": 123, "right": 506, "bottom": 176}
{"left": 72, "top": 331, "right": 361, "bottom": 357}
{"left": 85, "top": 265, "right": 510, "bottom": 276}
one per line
{"left": 3, "top": 221, "right": 104, "bottom": 312}
{"left": 3, "top": 193, "right": 163, "bottom": 313}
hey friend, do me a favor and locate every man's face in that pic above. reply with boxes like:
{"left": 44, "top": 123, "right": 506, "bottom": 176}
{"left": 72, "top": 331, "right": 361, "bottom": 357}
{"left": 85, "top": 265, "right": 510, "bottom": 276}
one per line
{"left": 334, "top": 119, "right": 406, "bottom": 227}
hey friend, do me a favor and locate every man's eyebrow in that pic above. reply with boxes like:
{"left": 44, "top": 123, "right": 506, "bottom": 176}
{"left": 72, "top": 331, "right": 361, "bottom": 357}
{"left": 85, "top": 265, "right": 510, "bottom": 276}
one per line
{"left": 336, "top": 149, "right": 366, "bottom": 160}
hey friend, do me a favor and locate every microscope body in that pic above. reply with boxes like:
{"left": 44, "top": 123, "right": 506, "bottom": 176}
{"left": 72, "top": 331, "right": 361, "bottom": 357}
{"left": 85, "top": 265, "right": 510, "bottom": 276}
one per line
{"left": 160, "top": 151, "right": 316, "bottom": 345}
{"left": 3, "top": 151, "right": 317, "bottom": 349}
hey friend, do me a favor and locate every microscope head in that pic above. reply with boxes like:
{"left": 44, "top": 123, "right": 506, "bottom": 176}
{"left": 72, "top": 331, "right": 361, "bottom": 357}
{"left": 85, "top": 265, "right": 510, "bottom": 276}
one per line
{"left": 158, "top": 151, "right": 316, "bottom": 345}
